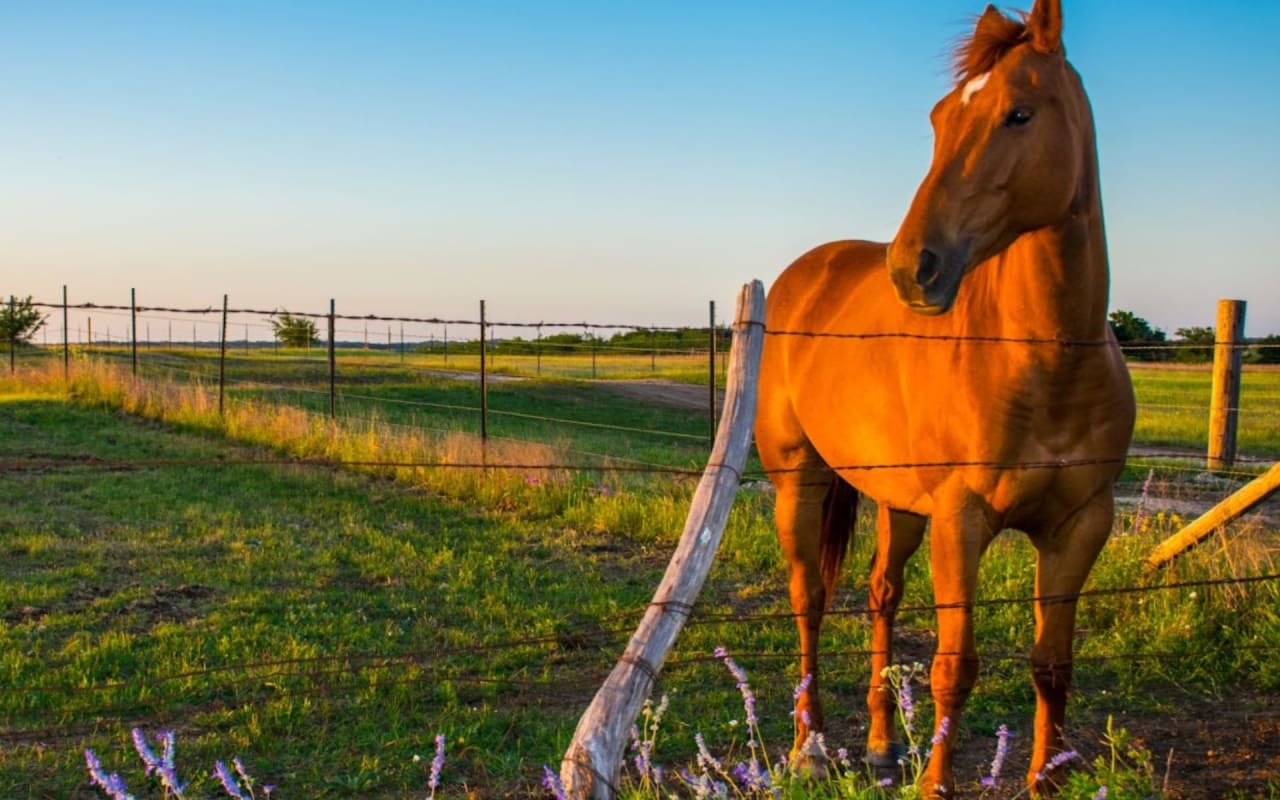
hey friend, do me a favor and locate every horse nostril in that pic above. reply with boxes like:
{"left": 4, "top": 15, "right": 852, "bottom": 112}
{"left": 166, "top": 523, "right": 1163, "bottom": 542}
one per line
{"left": 916, "top": 249, "right": 941, "bottom": 288}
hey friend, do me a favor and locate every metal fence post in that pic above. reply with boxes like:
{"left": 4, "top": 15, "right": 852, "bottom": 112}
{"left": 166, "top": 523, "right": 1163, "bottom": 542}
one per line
{"left": 328, "top": 299, "right": 337, "bottom": 420}
{"left": 480, "top": 300, "right": 488, "bottom": 442}
{"left": 1208, "top": 298, "right": 1247, "bottom": 470}
{"left": 130, "top": 288, "right": 138, "bottom": 377}
{"left": 218, "top": 295, "right": 229, "bottom": 416}
{"left": 62, "top": 285, "right": 69, "bottom": 380}
{"left": 709, "top": 300, "right": 717, "bottom": 446}
{"left": 7, "top": 295, "right": 15, "bottom": 375}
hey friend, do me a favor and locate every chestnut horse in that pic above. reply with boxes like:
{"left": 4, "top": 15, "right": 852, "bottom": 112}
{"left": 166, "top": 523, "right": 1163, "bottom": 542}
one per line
{"left": 754, "top": 1, "right": 1134, "bottom": 796}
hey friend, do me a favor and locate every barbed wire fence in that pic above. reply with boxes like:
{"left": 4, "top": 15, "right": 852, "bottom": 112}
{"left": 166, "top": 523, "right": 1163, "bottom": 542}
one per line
{"left": 9, "top": 290, "right": 1280, "bottom": 474}
{"left": 3, "top": 288, "right": 1279, "bottom": 792}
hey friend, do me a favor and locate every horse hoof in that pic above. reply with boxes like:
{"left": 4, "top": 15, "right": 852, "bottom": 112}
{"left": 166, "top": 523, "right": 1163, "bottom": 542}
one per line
{"left": 790, "top": 738, "right": 831, "bottom": 780}
{"left": 864, "top": 741, "right": 907, "bottom": 769}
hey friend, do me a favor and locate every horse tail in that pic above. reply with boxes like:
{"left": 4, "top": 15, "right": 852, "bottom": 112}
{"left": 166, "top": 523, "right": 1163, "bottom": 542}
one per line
{"left": 820, "top": 473, "right": 857, "bottom": 609}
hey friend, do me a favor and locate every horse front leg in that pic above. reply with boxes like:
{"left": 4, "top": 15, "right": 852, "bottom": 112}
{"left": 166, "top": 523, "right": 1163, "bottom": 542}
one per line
{"left": 773, "top": 468, "right": 837, "bottom": 771}
{"left": 923, "top": 502, "right": 993, "bottom": 799}
{"left": 1027, "top": 495, "right": 1113, "bottom": 796}
{"left": 866, "top": 505, "right": 926, "bottom": 767}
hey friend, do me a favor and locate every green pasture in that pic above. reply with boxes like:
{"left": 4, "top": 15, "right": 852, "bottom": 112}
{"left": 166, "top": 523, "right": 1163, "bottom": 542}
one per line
{"left": 1, "top": 359, "right": 1277, "bottom": 798}
{"left": 19, "top": 345, "right": 1280, "bottom": 462}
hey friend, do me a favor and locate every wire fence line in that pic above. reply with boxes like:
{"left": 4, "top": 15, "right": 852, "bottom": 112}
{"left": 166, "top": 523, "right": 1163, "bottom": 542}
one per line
{"left": 2, "top": 570, "right": 1275, "bottom": 746}
{"left": 5, "top": 572, "right": 1275, "bottom": 699}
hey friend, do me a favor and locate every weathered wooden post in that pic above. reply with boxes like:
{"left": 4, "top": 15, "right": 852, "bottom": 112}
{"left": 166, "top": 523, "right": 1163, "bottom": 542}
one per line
{"left": 1208, "top": 299, "right": 1246, "bottom": 470}
{"left": 559, "top": 280, "right": 765, "bottom": 799}
{"left": 1146, "top": 461, "right": 1280, "bottom": 570}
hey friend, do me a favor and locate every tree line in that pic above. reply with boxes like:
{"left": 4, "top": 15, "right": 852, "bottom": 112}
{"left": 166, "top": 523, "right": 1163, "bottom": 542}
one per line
{"left": 4, "top": 296, "right": 1278, "bottom": 364}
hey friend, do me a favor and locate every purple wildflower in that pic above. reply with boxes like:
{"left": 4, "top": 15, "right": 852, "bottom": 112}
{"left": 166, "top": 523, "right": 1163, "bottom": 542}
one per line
{"left": 981, "top": 724, "right": 1013, "bottom": 788}
{"left": 541, "top": 766, "right": 567, "bottom": 800}
{"left": 1131, "top": 468, "right": 1155, "bottom": 533}
{"left": 793, "top": 673, "right": 813, "bottom": 702}
{"left": 129, "top": 728, "right": 184, "bottom": 797}
{"left": 714, "top": 647, "right": 757, "bottom": 728}
{"left": 214, "top": 761, "right": 250, "bottom": 800}
{"left": 428, "top": 734, "right": 446, "bottom": 795}
{"left": 695, "top": 733, "right": 723, "bottom": 773}
{"left": 898, "top": 673, "right": 916, "bottom": 728}
{"left": 85, "top": 749, "right": 135, "bottom": 800}
{"left": 1035, "top": 750, "right": 1080, "bottom": 782}
{"left": 1093, "top": 787, "right": 1109, "bottom": 800}
{"left": 931, "top": 716, "right": 952, "bottom": 747}
{"left": 732, "top": 758, "right": 772, "bottom": 793}
{"left": 131, "top": 729, "right": 161, "bottom": 775}
{"left": 879, "top": 776, "right": 895, "bottom": 787}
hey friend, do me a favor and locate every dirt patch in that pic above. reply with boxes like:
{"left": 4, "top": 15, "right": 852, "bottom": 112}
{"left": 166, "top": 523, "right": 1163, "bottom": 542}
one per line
{"left": 596, "top": 379, "right": 722, "bottom": 411}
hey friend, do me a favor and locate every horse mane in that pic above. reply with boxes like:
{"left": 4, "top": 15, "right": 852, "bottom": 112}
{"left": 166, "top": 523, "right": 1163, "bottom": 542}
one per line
{"left": 952, "top": 10, "right": 1029, "bottom": 83}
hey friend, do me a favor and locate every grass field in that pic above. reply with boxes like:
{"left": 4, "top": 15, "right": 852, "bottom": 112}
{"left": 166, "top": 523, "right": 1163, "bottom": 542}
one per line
{"left": 23, "top": 344, "right": 1280, "bottom": 461}
{"left": 1, "top": 355, "right": 1278, "bottom": 798}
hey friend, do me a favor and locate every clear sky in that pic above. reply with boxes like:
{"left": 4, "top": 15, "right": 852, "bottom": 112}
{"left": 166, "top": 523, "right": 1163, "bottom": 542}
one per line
{"left": 4, "top": 1, "right": 1279, "bottom": 339}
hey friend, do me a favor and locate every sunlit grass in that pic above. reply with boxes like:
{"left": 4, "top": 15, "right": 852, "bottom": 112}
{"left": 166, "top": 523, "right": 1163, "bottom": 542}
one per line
{"left": 2, "top": 357, "right": 1278, "bottom": 797}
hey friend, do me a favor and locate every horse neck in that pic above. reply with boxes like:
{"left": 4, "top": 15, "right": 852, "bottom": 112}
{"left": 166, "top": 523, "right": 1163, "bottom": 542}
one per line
{"left": 977, "top": 183, "right": 1110, "bottom": 343}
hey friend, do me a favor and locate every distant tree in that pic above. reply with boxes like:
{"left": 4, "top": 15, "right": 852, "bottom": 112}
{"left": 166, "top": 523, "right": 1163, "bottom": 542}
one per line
{"left": 1173, "top": 325, "right": 1215, "bottom": 363}
{"left": 1248, "top": 333, "right": 1280, "bottom": 364}
{"left": 0, "top": 296, "right": 48, "bottom": 345}
{"left": 269, "top": 312, "right": 319, "bottom": 348}
{"left": 1108, "top": 310, "right": 1167, "bottom": 362}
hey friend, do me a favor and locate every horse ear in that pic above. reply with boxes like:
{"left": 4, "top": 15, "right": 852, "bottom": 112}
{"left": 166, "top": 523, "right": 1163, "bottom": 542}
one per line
{"left": 974, "top": 4, "right": 1008, "bottom": 39}
{"left": 1027, "top": 0, "right": 1063, "bottom": 54}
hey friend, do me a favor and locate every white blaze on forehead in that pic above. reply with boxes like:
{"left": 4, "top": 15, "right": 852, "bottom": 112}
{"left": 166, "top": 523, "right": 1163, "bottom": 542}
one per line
{"left": 961, "top": 72, "right": 991, "bottom": 106}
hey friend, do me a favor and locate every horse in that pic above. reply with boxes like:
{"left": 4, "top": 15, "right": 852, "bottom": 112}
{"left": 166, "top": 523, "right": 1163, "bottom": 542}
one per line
{"left": 753, "top": 0, "right": 1135, "bottom": 796}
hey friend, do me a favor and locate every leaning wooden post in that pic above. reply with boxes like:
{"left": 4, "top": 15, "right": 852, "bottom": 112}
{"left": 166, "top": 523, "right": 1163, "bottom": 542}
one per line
{"left": 560, "top": 280, "right": 765, "bottom": 799}
{"left": 1145, "top": 461, "right": 1280, "bottom": 571}
{"left": 1208, "top": 299, "right": 1247, "bottom": 470}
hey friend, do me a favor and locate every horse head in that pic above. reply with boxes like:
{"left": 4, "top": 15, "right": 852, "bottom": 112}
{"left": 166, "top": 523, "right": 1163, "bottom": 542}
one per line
{"left": 886, "top": 0, "right": 1095, "bottom": 315}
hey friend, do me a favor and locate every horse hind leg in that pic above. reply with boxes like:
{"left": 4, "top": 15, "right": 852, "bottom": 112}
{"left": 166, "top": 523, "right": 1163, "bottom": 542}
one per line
{"left": 865, "top": 505, "right": 926, "bottom": 767}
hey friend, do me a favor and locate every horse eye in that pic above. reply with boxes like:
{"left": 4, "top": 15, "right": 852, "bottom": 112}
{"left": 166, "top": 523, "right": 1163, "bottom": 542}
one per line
{"left": 1004, "top": 107, "right": 1035, "bottom": 127}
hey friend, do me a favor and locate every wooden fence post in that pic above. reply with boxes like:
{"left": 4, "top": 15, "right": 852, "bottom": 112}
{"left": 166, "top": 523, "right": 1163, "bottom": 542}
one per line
{"left": 1145, "top": 462, "right": 1280, "bottom": 570}
{"left": 1208, "top": 299, "right": 1246, "bottom": 470}
{"left": 559, "top": 280, "right": 765, "bottom": 799}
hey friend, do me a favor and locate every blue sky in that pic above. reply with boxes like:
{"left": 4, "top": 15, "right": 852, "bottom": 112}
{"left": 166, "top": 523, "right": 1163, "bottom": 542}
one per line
{"left": 4, "top": 1, "right": 1278, "bottom": 338}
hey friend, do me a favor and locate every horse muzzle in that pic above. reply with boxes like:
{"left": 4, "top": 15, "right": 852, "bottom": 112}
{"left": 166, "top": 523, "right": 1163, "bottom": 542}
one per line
{"left": 886, "top": 242, "right": 968, "bottom": 315}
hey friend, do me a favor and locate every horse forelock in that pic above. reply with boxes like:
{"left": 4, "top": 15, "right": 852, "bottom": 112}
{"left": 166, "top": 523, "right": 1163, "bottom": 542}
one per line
{"left": 952, "top": 10, "right": 1030, "bottom": 83}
